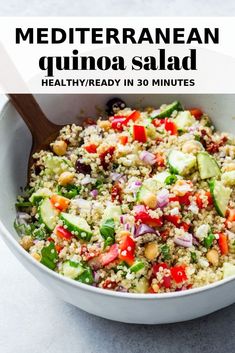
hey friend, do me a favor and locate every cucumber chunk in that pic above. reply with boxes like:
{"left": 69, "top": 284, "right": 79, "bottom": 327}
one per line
{"left": 209, "top": 180, "right": 231, "bottom": 217}
{"left": 168, "top": 150, "right": 196, "bottom": 175}
{"left": 151, "top": 101, "right": 183, "bottom": 119}
{"left": 39, "top": 198, "right": 59, "bottom": 231}
{"left": 174, "top": 111, "right": 196, "bottom": 131}
{"left": 197, "top": 152, "right": 221, "bottom": 179}
{"left": 29, "top": 188, "right": 52, "bottom": 205}
{"left": 60, "top": 213, "right": 92, "bottom": 241}
{"left": 102, "top": 205, "right": 122, "bottom": 223}
{"left": 44, "top": 156, "right": 71, "bottom": 176}
{"left": 61, "top": 260, "right": 85, "bottom": 279}
{"left": 130, "top": 261, "right": 145, "bottom": 273}
{"left": 221, "top": 171, "right": 235, "bottom": 186}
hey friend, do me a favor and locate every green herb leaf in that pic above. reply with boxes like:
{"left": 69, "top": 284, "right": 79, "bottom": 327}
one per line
{"left": 77, "top": 267, "right": 93, "bottom": 284}
{"left": 161, "top": 244, "right": 171, "bottom": 260}
{"left": 203, "top": 233, "right": 215, "bottom": 249}
{"left": 165, "top": 174, "right": 177, "bottom": 185}
{"left": 190, "top": 252, "right": 197, "bottom": 263}
{"left": 40, "top": 242, "right": 58, "bottom": 270}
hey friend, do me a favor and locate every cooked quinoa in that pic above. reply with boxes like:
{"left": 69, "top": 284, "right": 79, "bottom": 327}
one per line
{"left": 15, "top": 99, "right": 235, "bottom": 293}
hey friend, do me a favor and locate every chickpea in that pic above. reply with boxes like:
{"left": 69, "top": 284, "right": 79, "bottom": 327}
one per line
{"left": 206, "top": 249, "right": 219, "bottom": 267}
{"left": 20, "top": 235, "right": 34, "bottom": 250}
{"left": 144, "top": 242, "right": 159, "bottom": 261}
{"left": 52, "top": 140, "right": 67, "bottom": 156}
{"left": 182, "top": 140, "right": 203, "bottom": 154}
{"left": 58, "top": 171, "right": 74, "bottom": 186}
{"left": 31, "top": 252, "right": 41, "bottom": 261}
{"left": 98, "top": 120, "right": 112, "bottom": 131}
{"left": 142, "top": 193, "right": 157, "bottom": 209}
{"left": 222, "top": 163, "right": 235, "bottom": 172}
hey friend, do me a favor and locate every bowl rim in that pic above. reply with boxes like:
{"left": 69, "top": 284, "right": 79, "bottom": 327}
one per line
{"left": 1, "top": 99, "right": 235, "bottom": 300}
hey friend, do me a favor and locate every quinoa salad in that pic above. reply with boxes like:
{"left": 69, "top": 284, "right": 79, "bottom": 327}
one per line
{"left": 15, "top": 99, "right": 235, "bottom": 293}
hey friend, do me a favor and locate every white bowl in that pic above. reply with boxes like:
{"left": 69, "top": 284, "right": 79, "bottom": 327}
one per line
{"left": 1, "top": 94, "right": 235, "bottom": 324}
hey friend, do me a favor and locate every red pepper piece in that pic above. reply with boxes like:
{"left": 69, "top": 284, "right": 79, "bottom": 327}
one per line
{"left": 133, "top": 125, "right": 147, "bottom": 143}
{"left": 170, "top": 265, "right": 187, "bottom": 283}
{"left": 119, "top": 235, "right": 136, "bottom": 266}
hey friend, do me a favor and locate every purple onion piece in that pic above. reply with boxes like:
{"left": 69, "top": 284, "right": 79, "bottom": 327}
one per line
{"left": 192, "top": 236, "right": 199, "bottom": 246}
{"left": 90, "top": 189, "right": 98, "bottom": 198}
{"left": 134, "top": 223, "right": 157, "bottom": 238}
{"left": 174, "top": 233, "right": 192, "bottom": 248}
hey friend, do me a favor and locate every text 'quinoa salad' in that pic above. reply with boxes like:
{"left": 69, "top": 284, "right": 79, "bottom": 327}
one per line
{"left": 15, "top": 99, "right": 235, "bottom": 293}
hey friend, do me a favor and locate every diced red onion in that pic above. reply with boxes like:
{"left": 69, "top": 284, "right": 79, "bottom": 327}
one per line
{"left": 111, "top": 172, "right": 123, "bottom": 181}
{"left": 139, "top": 151, "right": 156, "bottom": 165}
{"left": 116, "top": 286, "right": 128, "bottom": 292}
{"left": 174, "top": 233, "right": 193, "bottom": 248}
{"left": 90, "top": 189, "right": 98, "bottom": 198}
{"left": 93, "top": 271, "right": 100, "bottom": 283}
{"left": 133, "top": 205, "right": 146, "bottom": 213}
{"left": 127, "top": 181, "right": 142, "bottom": 193}
{"left": 192, "top": 236, "right": 199, "bottom": 246}
{"left": 124, "top": 223, "right": 130, "bottom": 231}
{"left": 157, "top": 189, "right": 169, "bottom": 208}
{"left": 134, "top": 223, "right": 157, "bottom": 238}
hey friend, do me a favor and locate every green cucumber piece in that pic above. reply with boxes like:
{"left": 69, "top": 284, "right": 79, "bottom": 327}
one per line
{"left": 39, "top": 198, "right": 59, "bottom": 231}
{"left": 197, "top": 152, "right": 221, "bottom": 179}
{"left": 61, "top": 260, "right": 85, "bottom": 279}
{"left": 174, "top": 111, "right": 196, "bottom": 131}
{"left": 168, "top": 150, "right": 196, "bottom": 175}
{"left": 221, "top": 171, "right": 235, "bottom": 186}
{"left": 44, "top": 156, "right": 71, "bottom": 176}
{"left": 60, "top": 213, "right": 92, "bottom": 241}
{"left": 102, "top": 205, "right": 122, "bottom": 223}
{"left": 152, "top": 101, "right": 183, "bottom": 119}
{"left": 209, "top": 180, "right": 231, "bottom": 217}
{"left": 130, "top": 261, "right": 145, "bottom": 273}
{"left": 29, "top": 188, "right": 52, "bottom": 205}
{"left": 77, "top": 267, "right": 94, "bottom": 284}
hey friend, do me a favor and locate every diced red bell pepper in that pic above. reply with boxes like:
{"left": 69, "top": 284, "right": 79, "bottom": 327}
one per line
{"left": 102, "top": 279, "right": 117, "bottom": 290}
{"left": 133, "top": 125, "right": 147, "bottom": 143}
{"left": 125, "top": 110, "right": 140, "bottom": 124}
{"left": 160, "top": 229, "right": 170, "bottom": 240}
{"left": 170, "top": 265, "right": 187, "bottom": 283}
{"left": 227, "top": 209, "right": 235, "bottom": 222}
{"left": 164, "top": 119, "right": 178, "bottom": 135}
{"left": 178, "top": 192, "right": 192, "bottom": 206}
{"left": 218, "top": 233, "right": 229, "bottom": 255}
{"left": 180, "top": 222, "right": 190, "bottom": 232}
{"left": 99, "top": 146, "right": 115, "bottom": 169}
{"left": 164, "top": 214, "right": 181, "bottom": 226}
{"left": 119, "top": 235, "right": 136, "bottom": 266}
{"left": 55, "top": 244, "right": 64, "bottom": 253}
{"left": 54, "top": 226, "right": 73, "bottom": 240}
{"left": 195, "top": 191, "right": 212, "bottom": 209}
{"left": 152, "top": 119, "right": 165, "bottom": 128}
{"left": 162, "top": 275, "right": 172, "bottom": 289}
{"left": 50, "top": 194, "right": 70, "bottom": 211}
{"left": 118, "top": 135, "right": 128, "bottom": 145}
{"left": 169, "top": 195, "right": 180, "bottom": 202}
{"left": 99, "top": 244, "right": 119, "bottom": 266}
{"left": 152, "top": 262, "right": 168, "bottom": 276}
{"left": 189, "top": 108, "right": 203, "bottom": 120}
{"left": 84, "top": 144, "right": 97, "bottom": 153}
{"left": 134, "top": 205, "right": 163, "bottom": 227}
{"left": 111, "top": 116, "right": 127, "bottom": 131}
{"left": 111, "top": 183, "right": 122, "bottom": 203}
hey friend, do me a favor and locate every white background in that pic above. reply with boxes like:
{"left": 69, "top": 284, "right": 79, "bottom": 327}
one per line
{"left": 1, "top": 1, "right": 235, "bottom": 353}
